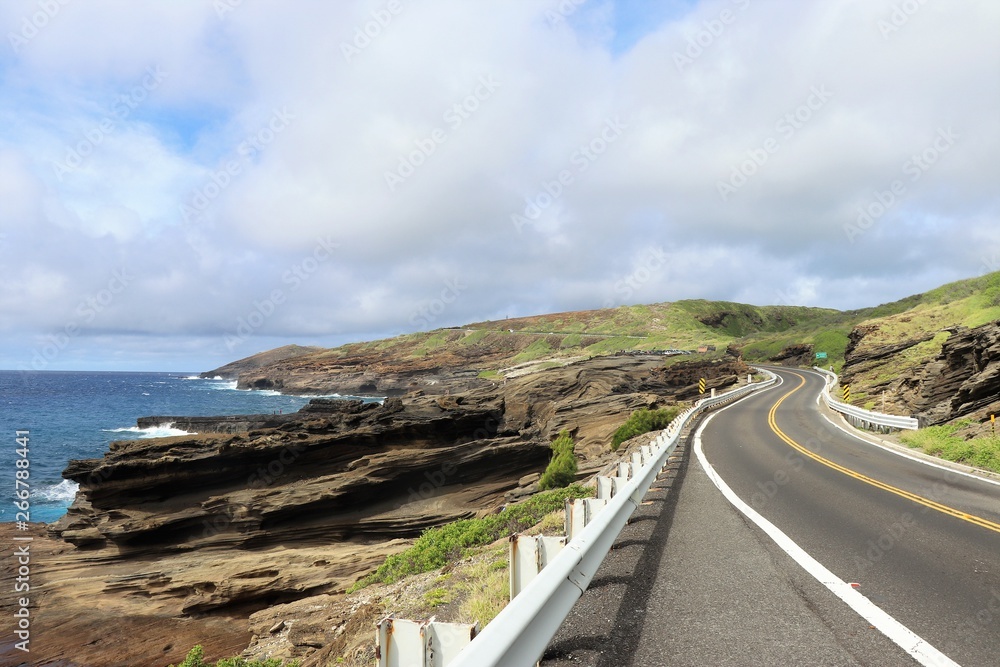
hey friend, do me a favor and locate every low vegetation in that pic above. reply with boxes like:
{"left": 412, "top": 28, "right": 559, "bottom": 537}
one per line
{"left": 350, "top": 484, "right": 593, "bottom": 591}
{"left": 538, "top": 430, "right": 578, "bottom": 490}
{"left": 509, "top": 338, "right": 554, "bottom": 364}
{"left": 457, "top": 547, "right": 510, "bottom": 624}
{"left": 169, "top": 646, "right": 299, "bottom": 667}
{"left": 611, "top": 407, "right": 680, "bottom": 451}
{"left": 899, "top": 422, "right": 1000, "bottom": 474}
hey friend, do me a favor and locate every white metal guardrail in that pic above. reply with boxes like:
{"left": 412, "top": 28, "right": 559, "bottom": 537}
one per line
{"left": 446, "top": 369, "right": 778, "bottom": 667}
{"left": 812, "top": 367, "right": 918, "bottom": 431}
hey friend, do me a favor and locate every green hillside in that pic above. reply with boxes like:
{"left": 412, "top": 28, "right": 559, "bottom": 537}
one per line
{"left": 227, "top": 271, "right": 1000, "bottom": 409}
{"left": 736, "top": 271, "right": 1000, "bottom": 372}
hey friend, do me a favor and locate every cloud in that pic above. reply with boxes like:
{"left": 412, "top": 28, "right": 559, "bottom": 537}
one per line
{"left": 0, "top": 0, "right": 998, "bottom": 370}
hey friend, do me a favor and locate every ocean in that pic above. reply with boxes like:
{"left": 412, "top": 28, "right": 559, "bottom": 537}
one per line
{"left": 0, "top": 370, "right": 370, "bottom": 523}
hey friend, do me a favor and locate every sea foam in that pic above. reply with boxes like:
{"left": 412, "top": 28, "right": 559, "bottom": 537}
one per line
{"left": 102, "top": 424, "right": 193, "bottom": 438}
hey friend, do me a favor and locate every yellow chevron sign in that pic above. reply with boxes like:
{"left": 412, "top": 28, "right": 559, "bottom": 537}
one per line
{"left": 699, "top": 378, "right": 707, "bottom": 394}
{"left": 842, "top": 384, "right": 851, "bottom": 402}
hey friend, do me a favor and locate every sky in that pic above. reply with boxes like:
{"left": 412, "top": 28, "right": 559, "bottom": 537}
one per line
{"left": 0, "top": 0, "right": 998, "bottom": 372}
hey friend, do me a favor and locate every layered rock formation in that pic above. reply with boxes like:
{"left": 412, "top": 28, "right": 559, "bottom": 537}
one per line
{"left": 844, "top": 325, "right": 935, "bottom": 370}
{"left": 1, "top": 354, "right": 744, "bottom": 666}
{"left": 899, "top": 321, "right": 1000, "bottom": 425}
{"left": 769, "top": 343, "right": 815, "bottom": 367}
{"left": 201, "top": 344, "right": 324, "bottom": 380}
{"left": 840, "top": 317, "right": 1000, "bottom": 424}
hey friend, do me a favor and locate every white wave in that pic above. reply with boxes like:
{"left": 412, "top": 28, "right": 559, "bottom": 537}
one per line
{"left": 103, "top": 424, "right": 194, "bottom": 438}
{"left": 211, "top": 380, "right": 239, "bottom": 390}
{"left": 34, "top": 479, "right": 80, "bottom": 503}
{"left": 181, "top": 375, "right": 203, "bottom": 380}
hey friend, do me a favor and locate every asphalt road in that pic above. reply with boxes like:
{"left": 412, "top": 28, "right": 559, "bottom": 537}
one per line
{"left": 544, "top": 367, "right": 1000, "bottom": 666}
{"left": 696, "top": 367, "right": 1000, "bottom": 666}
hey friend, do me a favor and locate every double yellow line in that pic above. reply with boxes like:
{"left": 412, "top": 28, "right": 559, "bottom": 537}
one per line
{"left": 768, "top": 373, "right": 1000, "bottom": 536}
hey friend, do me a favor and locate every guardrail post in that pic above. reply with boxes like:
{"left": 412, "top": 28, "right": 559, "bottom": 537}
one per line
{"left": 426, "top": 620, "right": 480, "bottom": 666}
{"left": 565, "top": 497, "right": 610, "bottom": 541}
{"left": 617, "top": 461, "right": 631, "bottom": 480}
{"left": 630, "top": 451, "right": 643, "bottom": 472}
{"left": 596, "top": 475, "right": 613, "bottom": 500}
{"left": 509, "top": 534, "right": 567, "bottom": 600}
{"left": 376, "top": 617, "right": 480, "bottom": 667}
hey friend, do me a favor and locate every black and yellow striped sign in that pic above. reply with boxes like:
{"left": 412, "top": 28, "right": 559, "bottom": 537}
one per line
{"left": 842, "top": 384, "right": 851, "bottom": 402}
{"left": 698, "top": 378, "right": 707, "bottom": 394}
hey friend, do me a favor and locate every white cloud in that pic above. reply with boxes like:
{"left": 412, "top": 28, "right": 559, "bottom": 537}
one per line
{"left": 0, "top": 0, "right": 997, "bottom": 370}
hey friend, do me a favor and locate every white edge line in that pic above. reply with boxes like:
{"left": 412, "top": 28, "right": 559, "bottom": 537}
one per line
{"left": 818, "top": 412, "right": 1000, "bottom": 489}
{"left": 694, "top": 410, "right": 960, "bottom": 667}
{"left": 799, "top": 368, "right": 1000, "bottom": 489}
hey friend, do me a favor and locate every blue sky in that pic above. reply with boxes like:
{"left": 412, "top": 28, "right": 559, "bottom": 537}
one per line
{"left": 1, "top": 0, "right": 998, "bottom": 372}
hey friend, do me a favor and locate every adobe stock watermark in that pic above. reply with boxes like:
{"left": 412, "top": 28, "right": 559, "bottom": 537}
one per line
{"left": 844, "top": 127, "right": 957, "bottom": 243}
{"left": 602, "top": 247, "right": 668, "bottom": 308}
{"left": 749, "top": 430, "right": 834, "bottom": 509}
{"left": 409, "top": 278, "right": 467, "bottom": 330}
{"left": 224, "top": 236, "right": 339, "bottom": 351}
{"left": 19, "top": 268, "right": 133, "bottom": 372}
{"left": 849, "top": 470, "right": 964, "bottom": 575}
{"left": 384, "top": 75, "right": 501, "bottom": 192}
{"left": 717, "top": 85, "right": 833, "bottom": 202}
{"left": 340, "top": 0, "right": 403, "bottom": 63}
{"left": 180, "top": 107, "right": 294, "bottom": 223}
{"left": 52, "top": 66, "right": 168, "bottom": 181}
{"left": 673, "top": 0, "right": 751, "bottom": 73}
{"left": 979, "top": 252, "right": 999, "bottom": 276}
{"left": 511, "top": 116, "right": 627, "bottom": 234}
{"left": 963, "top": 588, "right": 1000, "bottom": 637}
{"left": 8, "top": 0, "right": 72, "bottom": 54}
{"left": 406, "top": 461, "right": 458, "bottom": 507}
{"left": 850, "top": 511, "right": 916, "bottom": 573}
{"left": 213, "top": 0, "right": 244, "bottom": 19}
{"left": 544, "top": 0, "right": 586, "bottom": 26}
{"left": 200, "top": 442, "right": 306, "bottom": 539}
{"left": 877, "top": 0, "right": 929, "bottom": 39}
{"left": 402, "top": 411, "right": 502, "bottom": 509}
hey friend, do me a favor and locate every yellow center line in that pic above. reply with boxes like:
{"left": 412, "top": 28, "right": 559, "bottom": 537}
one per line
{"left": 768, "top": 372, "right": 1000, "bottom": 536}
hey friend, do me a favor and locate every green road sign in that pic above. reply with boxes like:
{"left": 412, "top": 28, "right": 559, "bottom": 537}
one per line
{"left": 815, "top": 352, "right": 828, "bottom": 360}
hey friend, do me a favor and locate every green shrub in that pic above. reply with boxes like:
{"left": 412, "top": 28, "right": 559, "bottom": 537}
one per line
{"left": 169, "top": 646, "right": 299, "bottom": 667}
{"left": 900, "top": 422, "right": 1000, "bottom": 473}
{"left": 538, "top": 430, "right": 577, "bottom": 490}
{"left": 611, "top": 407, "right": 679, "bottom": 451}
{"left": 350, "top": 484, "right": 592, "bottom": 590}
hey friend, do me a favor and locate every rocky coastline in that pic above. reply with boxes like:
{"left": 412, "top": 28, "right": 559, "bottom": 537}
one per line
{"left": 0, "top": 354, "right": 748, "bottom": 666}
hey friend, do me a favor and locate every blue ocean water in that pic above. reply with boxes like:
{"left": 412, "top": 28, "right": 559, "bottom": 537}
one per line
{"left": 0, "top": 370, "right": 364, "bottom": 524}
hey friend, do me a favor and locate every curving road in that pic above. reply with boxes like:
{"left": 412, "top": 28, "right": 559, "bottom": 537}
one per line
{"left": 695, "top": 367, "right": 1000, "bottom": 666}
{"left": 543, "top": 366, "right": 1000, "bottom": 667}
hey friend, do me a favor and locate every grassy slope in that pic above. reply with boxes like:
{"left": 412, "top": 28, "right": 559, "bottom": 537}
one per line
{"left": 833, "top": 273, "right": 1000, "bottom": 403}
{"left": 233, "top": 272, "right": 997, "bottom": 394}
{"left": 233, "top": 272, "right": 1000, "bottom": 433}
{"left": 244, "top": 300, "right": 842, "bottom": 384}
{"left": 738, "top": 272, "right": 1000, "bottom": 374}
